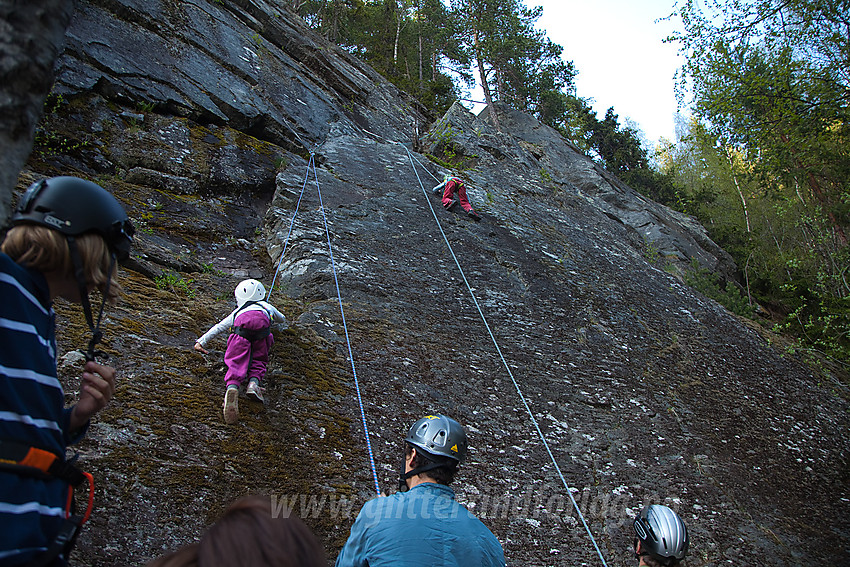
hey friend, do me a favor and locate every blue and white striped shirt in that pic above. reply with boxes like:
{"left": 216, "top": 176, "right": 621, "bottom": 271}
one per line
{"left": 0, "top": 252, "right": 79, "bottom": 564}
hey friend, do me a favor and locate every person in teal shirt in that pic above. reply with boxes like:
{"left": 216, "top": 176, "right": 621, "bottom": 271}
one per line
{"left": 335, "top": 414, "right": 505, "bottom": 567}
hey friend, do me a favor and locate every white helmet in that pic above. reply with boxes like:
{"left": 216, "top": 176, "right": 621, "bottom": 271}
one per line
{"left": 235, "top": 279, "right": 266, "bottom": 307}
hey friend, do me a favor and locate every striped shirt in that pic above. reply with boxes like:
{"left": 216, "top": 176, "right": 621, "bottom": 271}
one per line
{"left": 0, "top": 252, "right": 79, "bottom": 564}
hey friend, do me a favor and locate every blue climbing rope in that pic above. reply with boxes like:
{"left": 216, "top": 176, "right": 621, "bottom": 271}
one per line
{"left": 310, "top": 159, "right": 383, "bottom": 497}
{"left": 401, "top": 143, "right": 610, "bottom": 567}
{"left": 265, "top": 151, "right": 382, "bottom": 496}
{"left": 267, "top": 153, "right": 312, "bottom": 300}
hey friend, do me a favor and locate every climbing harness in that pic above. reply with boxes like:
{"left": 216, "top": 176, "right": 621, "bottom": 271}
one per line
{"left": 231, "top": 326, "right": 271, "bottom": 341}
{"left": 400, "top": 142, "right": 610, "bottom": 567}
{"left": 0, "top": 440, "right": 95, "bottom": 566}
{"left": 265, "top": 152, "right": 382, "bottom": 497}
{"left": 229, "top": 300, "right": 272, "bottom": 341}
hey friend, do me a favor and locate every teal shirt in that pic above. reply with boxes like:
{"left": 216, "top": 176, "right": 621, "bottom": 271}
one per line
{"left": 335, "top": 482, "right": 505, "bottom": 567}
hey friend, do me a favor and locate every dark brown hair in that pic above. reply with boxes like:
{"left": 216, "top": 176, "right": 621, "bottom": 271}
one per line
{"left": 147, "top": 495, "right": 325, "bottom": 567}
{"left": 405, "top": 442, "right": 459, "bottom": 486}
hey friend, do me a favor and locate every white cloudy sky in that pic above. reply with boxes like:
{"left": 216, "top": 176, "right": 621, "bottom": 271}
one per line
{"left": 528, "top": 0, "right": 686, "bottom": 144}
{"left": 464, "top": 0, "right": 688, "bottom": 146}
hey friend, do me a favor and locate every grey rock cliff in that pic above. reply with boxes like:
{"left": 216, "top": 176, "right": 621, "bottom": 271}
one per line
{"left": 9, "top": 1, "right": 847, "bottom": 566}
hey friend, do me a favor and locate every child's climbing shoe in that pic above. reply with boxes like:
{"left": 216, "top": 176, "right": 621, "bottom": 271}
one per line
{"left": 467, "top": 209, "right": 481, "bottom": 221}
{"left": 223, "top": 386, "right": 239, "bottom": 424}
{"left": 446, "top": 198, "right": 458, "bottom": 211}
{"left": 246, "top": 379, "right": 265, "bottom": 403}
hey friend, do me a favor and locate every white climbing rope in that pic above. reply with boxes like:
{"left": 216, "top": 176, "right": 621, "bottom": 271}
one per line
{"left": 311, "top": 157, "right": 383, "bottom": 497}
{"left": 267, "top": 153, "right": 312, "bottom": 300}
{"left": 399, "top": 142, "right": 610, "bottom": 567}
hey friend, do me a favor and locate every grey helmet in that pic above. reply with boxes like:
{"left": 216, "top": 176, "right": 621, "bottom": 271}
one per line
{"left": 633, "top": 504, "right": 689, "bottom": 565}
{"left": 404, "top": 414, "right": 468, "bottom": 463}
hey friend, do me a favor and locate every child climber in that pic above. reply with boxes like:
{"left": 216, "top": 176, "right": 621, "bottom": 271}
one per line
{"left": 432, "top": 174, "right": 481, "bottom": 221}
{"left": 194, "top": 279, "right": 286, "bottom": 424}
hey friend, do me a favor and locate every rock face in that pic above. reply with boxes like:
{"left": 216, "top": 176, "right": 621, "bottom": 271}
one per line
{"left": 10, "top": 1, "right": 847, "bottom": 566}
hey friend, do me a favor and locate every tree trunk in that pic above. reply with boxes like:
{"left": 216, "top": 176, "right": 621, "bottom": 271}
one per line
{"left": 417, "top": 18, "right": 423, "bottom": 85}
{"left": 431, "top": 51, "right": 437, "bottom": 81}
{"left": 473, "top": 27, "right": 500, "bottom": 131}
{"left": 415, "top": 0, "right": 423, "bottom": 88}
{"left": 394, "top": 13, "right": 401, "bottom": 64}
{"left": 726, "top": 148, "right": 751, "bottom": 234}
{"left": 0, "top": 0, "right": 77, "bottom": 226}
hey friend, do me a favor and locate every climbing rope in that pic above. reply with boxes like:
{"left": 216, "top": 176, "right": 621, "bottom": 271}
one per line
{"left": 261, "top": 132, "right": 609, "bottom": 556}
{"left": 400, "top": 143, "right": 610, "bottom": 567}
{"left": 310, "top": 158, "right": 383, "bottom": 497}
{"left": 265, "top": 151, "right": 382, "bottom": 497}
{"left": 266, "top": 153, "right": 312, "bottom": 300}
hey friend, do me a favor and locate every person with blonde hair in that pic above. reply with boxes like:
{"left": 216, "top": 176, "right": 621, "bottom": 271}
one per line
{"left": 0, "top": 176, "right": 134, "bottom": 565}
{"left": 147, "top": 495, "right": 326, "bottom": 567}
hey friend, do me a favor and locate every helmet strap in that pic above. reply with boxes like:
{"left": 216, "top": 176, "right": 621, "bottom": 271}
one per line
{"left": 396, "top": 455, "right": 454, "bottom": 492}
{"left": 67, "top": 236, "right": 115, "bottom": 361}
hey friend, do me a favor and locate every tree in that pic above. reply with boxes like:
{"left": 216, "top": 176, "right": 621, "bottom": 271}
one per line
{"left": 446, "top": 0, "right": 578, "bottom": 130}
{"left": 672, "top": 0, "right": 850, "bottom": 243}
{"left": 670, "top": 0, "right": 850, "bottom": 365}
{"left": 0, "top": 0, "right": 77, "bottom": 225}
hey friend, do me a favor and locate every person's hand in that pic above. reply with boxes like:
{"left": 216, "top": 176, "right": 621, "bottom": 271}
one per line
{"left": 69, "top": 361, "right": 116, "bottom": 432}
{"left": 194, "top": 342, "right": 208, "bottom": 354}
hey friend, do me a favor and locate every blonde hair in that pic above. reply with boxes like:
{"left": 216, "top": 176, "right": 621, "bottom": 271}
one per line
{"left": 2, "top": 225, "right": 122, "bottom": 303}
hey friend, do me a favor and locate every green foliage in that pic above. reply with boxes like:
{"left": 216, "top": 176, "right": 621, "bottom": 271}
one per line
{"left": 671, "top": 0, "right": 849, "bottom": 238}
{"left": 589, "top": 107, "right": 647, "bottom": 173}
{"left": 273, "top": 155, "right": 289, "bottom": 170}
{"left": 155, "top": 272, "right": 197, "bottom": 298}
{"left": 33, "top": 93, "right": 93, "bottom": 159}
{"left": 294, "top": 0, "right": 467, "bottom": 116}
{"left": 451, "top": 0, "right": 575, "bottom": 117}
{"left": 662, "top": 0, "right": 850, "bottom": 368}
{"left": 642, "top": 237, "right": 660, "bottom": 263}
{"left": 425, "top": 122, "right": 475, "bottom": 169}
{"left": 294, "top": 0, "right": 581, "bottom": 121}
{"left": 200, "top": 263, "right": 226, "bottom": 276}
{"left": 33, "top": 130, "right": 93, "bottom": 159}
{"left": 684, "top": 259, "right": 757, "bottom": 318}
{"left": 660, "top": 111, "right": 850, "bottom": 367}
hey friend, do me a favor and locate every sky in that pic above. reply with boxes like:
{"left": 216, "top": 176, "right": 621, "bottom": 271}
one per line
{"left": 530, "top": 0, "right": 686, "bottom": 144}
{"left": 467, "top": 0, "right": 688, "bottom": 147}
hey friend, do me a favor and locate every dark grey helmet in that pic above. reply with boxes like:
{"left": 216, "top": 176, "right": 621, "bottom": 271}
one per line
{"left": 405, "top": 414, "right": 468, "bottom": 462}
{"left": 633, "top": 504, "right": 689, "bottom": 565}
{"left": 12, "top": 176, "right": 134, "bottom": 261}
